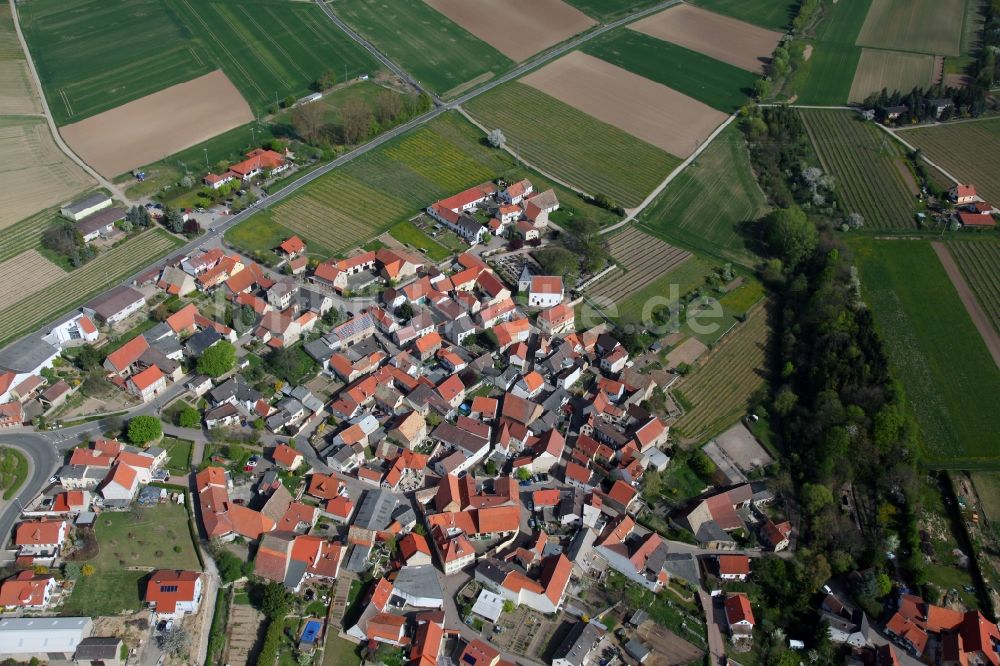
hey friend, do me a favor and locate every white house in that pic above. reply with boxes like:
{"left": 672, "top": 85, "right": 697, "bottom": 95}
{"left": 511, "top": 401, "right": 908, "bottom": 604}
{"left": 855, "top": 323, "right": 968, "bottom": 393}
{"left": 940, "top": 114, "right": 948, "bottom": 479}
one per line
{"left": 528, "top": 276, "right": 564, "bottom": 308}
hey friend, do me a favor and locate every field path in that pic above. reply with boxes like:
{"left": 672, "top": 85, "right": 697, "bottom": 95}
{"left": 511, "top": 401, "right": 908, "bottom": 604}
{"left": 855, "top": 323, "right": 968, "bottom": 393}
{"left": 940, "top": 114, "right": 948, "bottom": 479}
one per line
{"left": 931, "top": 241, "right": 1000, "bottom": 368}
{"left": 6, "top": 0, "right": 127, "bottom": 203}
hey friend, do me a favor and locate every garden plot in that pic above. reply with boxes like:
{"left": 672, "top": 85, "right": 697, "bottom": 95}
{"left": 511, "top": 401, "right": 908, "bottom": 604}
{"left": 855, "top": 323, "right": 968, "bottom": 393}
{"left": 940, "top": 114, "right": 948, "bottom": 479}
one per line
{"left": 630, "top": 4, "right": 782, "bottom": 73}
{"left": 521, "top": 51, "right": 726, "bottom": 158}
{"left": 60, "top": 70, "right": 253, "bottom": 178}
{"left": 426, "top": 0, "right": 595, "bottom": 62}
{"left": 0, "top": 250, "right": 64, "bottom": 310}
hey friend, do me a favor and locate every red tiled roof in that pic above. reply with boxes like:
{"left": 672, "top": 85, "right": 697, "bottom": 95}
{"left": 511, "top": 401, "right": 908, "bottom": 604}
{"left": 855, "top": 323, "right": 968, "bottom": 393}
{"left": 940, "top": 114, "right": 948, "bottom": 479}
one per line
{"left": 725, "top": 593, "right": 755, "bottom": 626}
{"left": 129, "top": 365, "right": 164, "bottom": 391}
{"left": 0, "top": 571, "right": 52, "bottom": 606}
{"left": 458, "top": 639, "right": 499, "bottom": 666}
{"left": 308, "top": 473, "right": 342, "bottom": 500}
{"left": 959, "top": 212, "right": 996, "bottom": 227}
{"left": 279, "top": 235, "right": 306, "bottom": 255}
{"left": 530, "top": 275, "right": 562, "bottom": 294}
{"left": 166, "top": 303, "right": 198, "bottom": 333}
{"left": 105, "top": 335, "right": 149, "bottom": 372}
{"left": 272, "top": 443, "right": 302, "bottom": 468}
{"left": 399, "top": 533, "right": 432, "bottom": 561}
{"left": 325, "top": 496, "right": 354, "bottom": 520}
{"left": 718, "top": 554, "right": 751, "bottom": 576}
{"left": 564, "top": 461, "right": 591, "bottom": 485}
{"left": 532, "top": 489, "right": 560, "bottom": 508}
{"left": 145, "top": 570, "right": 200, "bottom": 614}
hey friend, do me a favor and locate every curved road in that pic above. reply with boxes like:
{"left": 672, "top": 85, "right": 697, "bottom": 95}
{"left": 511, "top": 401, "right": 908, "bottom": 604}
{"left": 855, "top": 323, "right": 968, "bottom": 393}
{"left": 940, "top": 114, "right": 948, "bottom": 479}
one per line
{"left": 0, "top": 432, "right": 61, "bottom": 548}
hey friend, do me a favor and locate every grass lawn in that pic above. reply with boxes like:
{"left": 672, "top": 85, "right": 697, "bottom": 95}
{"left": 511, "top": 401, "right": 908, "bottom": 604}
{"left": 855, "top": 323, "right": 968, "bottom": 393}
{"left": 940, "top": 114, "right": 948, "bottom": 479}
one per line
{"left": 161, "top": 437, "right": 194, "bottom": 476}
{"left": 21, "top": 0, "right": 379, "bottom": 124}
{"left": 332, "top": 0, "right": 512, "bottom": 97}
{"left": 387, "top": 220, "right": 451, "bottom": 261}
{"left": 0, "top": 447, "right": 28, "bottom": 500}
{"left": 583, "top": 30, "right": 757, "bottom": 113}
{"left": 224, "top": 214, "right": 297, "bottom": 265}
{"left": 639, "top": 124, "right": 767, "bottom": 265}
{"left": 788, "top": 0, "right": 872, "bottom": 105}
{"left": 851, "top": 239, "right": 1000, "bottom": 465}
{"left": 465, "top": 82, "right": 681, "bottom": 208}
{"left": 688, "top": 0, "right": 798, "bottom": 30}
{"left": 62, "top": 502, "right": 201, "bottom": 616}
{"left": 322, "top": 634, "right": 362, "bottom": 666}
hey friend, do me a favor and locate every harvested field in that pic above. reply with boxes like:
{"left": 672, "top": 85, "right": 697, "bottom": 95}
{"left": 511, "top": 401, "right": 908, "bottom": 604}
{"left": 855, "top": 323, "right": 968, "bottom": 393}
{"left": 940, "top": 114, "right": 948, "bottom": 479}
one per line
{"left": 671, "top": 301, "right": 769, "bottom": 444}
{"left": 0, "top": 117, "right": 94, "bottom": 231}
{"left": 630, "top": 4, "right": 782, "bottom": 73}
{"left": 635, "top": 620, "right": 704, "bottom": 666}
{"left": 61, "top": 70, "right": 253, "bottom": 178}
{"left": 464, "top": 82, "right": 680, "bottom": 207}
{"left": 800, "top": 109, "right": 916, "bottom": 229}
{"left": 0, "top": 229, "right": 181, "bottom": 346}
{"left": 587, "top": 227, "right": 692, "bottom": 305}
{"left": 0, "top": 61, "right": 41, "bottom": 115}
{"left": 849, "top": 49, "right": 936, "bottom": 102}
{"left": 947, "top": 240, "right": 1000, "bottom": 339}
{"left": 900, "top": 118, "right": 1000, "bottom": 204}
{"left": 0, "top": 250, "right": 64, "bottom": 310}
{"left": 664, "top": 337, "right": 708, "bottom": 369}
{"left": 521, "top": 51, "right": 726, "bottom": 158}
{"left": 426, "top": 0, "right": 596, "bottom": 62}
{"left": 856, "top": 0, "right": 965, "bottom": 56}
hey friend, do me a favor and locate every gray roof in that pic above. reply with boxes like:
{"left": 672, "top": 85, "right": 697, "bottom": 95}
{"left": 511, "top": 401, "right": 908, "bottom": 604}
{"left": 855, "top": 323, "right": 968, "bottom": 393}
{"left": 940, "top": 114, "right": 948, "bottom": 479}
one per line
{"left": 76, "top": 206, "right": 125, "bottom": 236}
{"left": 88, "top": 285, "right": 145, "bottom": 320}
{"left": 624, "top": 638, "right": 650, "bottom": 662}
{"left": 185, "top": 327, "right": 221, "bottom": 356}
{"left": 345, "top": 543, "right": 371, "bottom": 573}
{"left": 290, "top": 386, "right": 323, "bottom": 413}
{"left": 304, "top": 336, "right": 336, "bottom": 362}
{"left": 284, "top": 558, "right": 308, "bottom": 590}
{"left": 392, "top": 565, "right": 443, "bottom": 601}
{"left": 62, "top": 193, "right": 110, "bottom": 215}
{"left": 660, "top": 552, "right": 699, "bottom": 587}
{"left": 552, "top": 621, "right": 603, "bottom": 666}
{"left": 74, "top": 636, "right": 122, "bottom": 660}
{"left": 0, "top": 336, "right": 59, "bottom": 373}
{"left": 0, "top": 616, "right": 92, "bottom": 654}
{"left": 695, "top": 520, "right": 733, "bottom": 545}
{"left": 145, "top": 322, "right": 174, "bottom": 342}
{"left": 353, "top": 489, "right": 398, "bottom": 531}
{"left": 476, "top": 558, "right": 511, "bottom": 588}
{"left": 57, "top": 464, "right": 106, "bottom": 481}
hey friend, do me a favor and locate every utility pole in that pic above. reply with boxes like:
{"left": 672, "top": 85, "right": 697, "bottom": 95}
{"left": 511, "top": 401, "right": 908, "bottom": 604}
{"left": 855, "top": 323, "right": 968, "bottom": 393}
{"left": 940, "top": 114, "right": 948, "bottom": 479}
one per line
{"left": 204, "top": 148, "right": 209, "bottom": 169}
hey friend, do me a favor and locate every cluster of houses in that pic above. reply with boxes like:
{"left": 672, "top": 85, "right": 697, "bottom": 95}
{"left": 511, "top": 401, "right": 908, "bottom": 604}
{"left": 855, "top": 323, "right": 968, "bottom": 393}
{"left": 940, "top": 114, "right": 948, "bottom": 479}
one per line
{"left": 950, "top": 183, "right": 998, "bottom": 229}
{"left": 202, "top": 147, "right": 289, "bottom": 190}
{"left": 426, "top": 179, "right": 560, "bottom": 246}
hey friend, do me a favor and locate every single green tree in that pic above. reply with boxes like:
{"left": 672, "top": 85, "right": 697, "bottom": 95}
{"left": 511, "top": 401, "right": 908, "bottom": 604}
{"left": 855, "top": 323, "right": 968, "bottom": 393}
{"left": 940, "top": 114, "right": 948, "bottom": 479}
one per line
{"left": 178, "top": 406, "right": 201, "bottom": 428}
{"left": 127, "top": 416, "right": 162, "bottom": 445}
{"left": 197, "top": 341, "right": 236, "bottom": 378}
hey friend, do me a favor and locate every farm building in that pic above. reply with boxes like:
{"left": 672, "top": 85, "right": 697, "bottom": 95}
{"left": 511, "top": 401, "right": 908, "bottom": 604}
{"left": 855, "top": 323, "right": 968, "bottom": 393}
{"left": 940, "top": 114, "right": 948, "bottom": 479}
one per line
{"left": 60, "top": 193, "right": 111, "bottom": 222}
{"left": 85, "top": 285, "right": 146, "bottom": 324}
{"left": 76, "top": 207, "right": 125, "bottom": 243}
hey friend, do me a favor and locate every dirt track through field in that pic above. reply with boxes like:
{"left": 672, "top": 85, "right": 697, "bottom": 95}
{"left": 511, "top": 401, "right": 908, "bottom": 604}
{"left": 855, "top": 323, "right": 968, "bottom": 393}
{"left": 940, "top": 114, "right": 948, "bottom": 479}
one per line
{"left": 521, "top": 51, "right": 725, "bottom": 157}
{"left": 60, "top": 70, "right": 253, "bottom": 178}
{"left": 932, "top": 241, "right": 1000, "bottom": 368}
{"left": 630, "top": 4, "right": 781, "bottom": 74}
{"left": 425, "top": 0, "right": 596, "bottom": 62}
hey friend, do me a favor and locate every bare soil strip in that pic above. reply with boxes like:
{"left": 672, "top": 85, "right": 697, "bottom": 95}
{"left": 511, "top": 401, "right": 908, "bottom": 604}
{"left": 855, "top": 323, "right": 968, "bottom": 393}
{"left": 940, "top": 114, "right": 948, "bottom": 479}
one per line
{"left": 630, "top": 4, "right": 782, "bottom": 74}
{"left": 425, "top": 0, "right": 596, "bottom": 62}
{"left": 521, "top": 51, "right": 726, "bottom": 157}
{"left": 0, "top": 249, "right": 64, "bottom": 310}
{"left": 60, "top": 70, "right": 253, "bottom": 178}
{"left": 932, "top": 241, "right": 1000, "bottom": 368}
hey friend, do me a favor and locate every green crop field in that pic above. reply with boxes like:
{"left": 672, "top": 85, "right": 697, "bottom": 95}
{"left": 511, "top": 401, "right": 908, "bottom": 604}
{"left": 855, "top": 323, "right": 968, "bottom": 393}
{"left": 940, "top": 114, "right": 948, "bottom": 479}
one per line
{"left": 563, "top": 0, "right": 663, "bottom": 21}
{"left": 856, "top": 0, "right": 966, "bottom": 56}
{"left": 20, "top": 0, "right": 379, "bottom": 125}
{"left": 789, "top": 0, "right": 871, "bottom": 105}
{"left": 900, "top": 118, "right": 1000, "bottom": 204}
{"left": 851, "top": 239, "right": 1000, "bottom": 466}
{"left": 800, "top": 109, "right": 917, "bottom": 230}
{"left": 948, "top": 240, "right": 1000, "bottom": 336}
{"left": 332, "top": 0, "right": 513, "bottom": 97}
{"left": 639, "top": 124, "right": 768, "bottom": 265}
{"left": 671, "top": 301, "right": 769, "bottom": 443}
{"left": 848, "top": 48, "right": 936, "bottom": 103}
{"left": 688, "top": 0, "right": 797, "bottom": 30}
{"left": 230, "top": 113, "right": 508, "bottom": 258}
{"left": 583, "top": 30, "right": 756, "bottom": 112}
{"left": 464, "top": 83, "right": 680, "bottom": 208}
{"left": 0, "top": 229, "right": 182, "bottom": 346}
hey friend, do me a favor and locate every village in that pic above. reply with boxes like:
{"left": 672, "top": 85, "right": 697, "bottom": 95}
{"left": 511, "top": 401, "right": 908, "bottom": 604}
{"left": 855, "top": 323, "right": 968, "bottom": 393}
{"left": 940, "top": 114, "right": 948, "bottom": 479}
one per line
{"left": 0, "top": 172, "right": 995, "bottom": 666}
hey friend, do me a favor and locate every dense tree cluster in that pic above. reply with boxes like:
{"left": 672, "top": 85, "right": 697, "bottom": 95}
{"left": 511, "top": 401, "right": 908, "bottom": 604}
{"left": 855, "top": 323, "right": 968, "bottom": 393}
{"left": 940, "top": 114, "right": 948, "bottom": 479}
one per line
{"left": 290, "top": 91, "right": 432, "bottom": 149}
{"left": 862, "top": 85, "right": 988, "bottom": 124}
{"left": 42, "top": 220, "right": 94, "bottom": 267}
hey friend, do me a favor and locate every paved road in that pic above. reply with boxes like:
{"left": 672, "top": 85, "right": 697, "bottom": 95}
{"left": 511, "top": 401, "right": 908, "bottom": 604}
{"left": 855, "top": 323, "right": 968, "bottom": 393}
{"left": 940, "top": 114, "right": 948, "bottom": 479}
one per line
{"left": 698, "top": 590, "right": 727, "bottom": 665}
{"left": 6, "top": 0, "right": 128, "bottom": 202}
{"left": 0, "top": 432, "right": 61, "bottom": 545}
